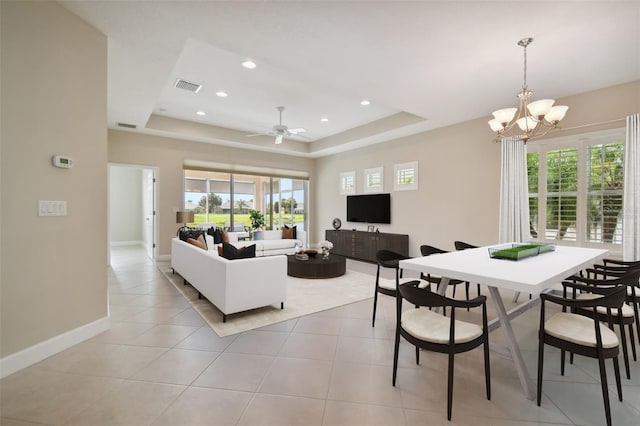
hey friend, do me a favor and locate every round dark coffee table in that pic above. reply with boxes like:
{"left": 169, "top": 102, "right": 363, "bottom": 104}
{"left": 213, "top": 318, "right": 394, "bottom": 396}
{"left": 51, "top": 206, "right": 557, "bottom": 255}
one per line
{"left": 287, "top": 254, "right": 346, "bottom": 279}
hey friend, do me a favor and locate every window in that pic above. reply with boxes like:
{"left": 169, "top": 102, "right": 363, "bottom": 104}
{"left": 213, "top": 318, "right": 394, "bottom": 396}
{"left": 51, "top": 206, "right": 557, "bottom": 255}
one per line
{"left": 394, "top": 161, "right": 418, "bottom": 191}
{"left": 339, "top": 171, "right": 356, "bottom": 195}
{"left": 527, "top": 129, "right": 624, "bottom": 248}
{"left": 364, "top": 167, "right": 383, "bottom": 193}
{"left": 184, "top": 170, "right": 308, "bottom": 232}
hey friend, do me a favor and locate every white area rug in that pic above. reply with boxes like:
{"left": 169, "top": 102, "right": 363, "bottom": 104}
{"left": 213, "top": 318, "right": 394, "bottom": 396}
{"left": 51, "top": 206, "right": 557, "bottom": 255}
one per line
{"left": 158, "top": 263, "right": 374, "bottom": 337}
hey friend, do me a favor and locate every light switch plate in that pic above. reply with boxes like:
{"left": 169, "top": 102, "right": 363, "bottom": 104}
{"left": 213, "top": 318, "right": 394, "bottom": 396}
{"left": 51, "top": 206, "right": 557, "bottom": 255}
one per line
{"left": 38, "top": 200, "right": 67, "bottom": 216}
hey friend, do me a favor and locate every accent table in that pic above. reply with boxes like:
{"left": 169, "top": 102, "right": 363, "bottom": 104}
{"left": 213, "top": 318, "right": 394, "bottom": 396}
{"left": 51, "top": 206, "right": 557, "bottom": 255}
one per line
{"left": 287, "top": 254, "right": 346, "bottom": 279}
{"left": 399, "top": 243, "right": 607, "bottom": 400}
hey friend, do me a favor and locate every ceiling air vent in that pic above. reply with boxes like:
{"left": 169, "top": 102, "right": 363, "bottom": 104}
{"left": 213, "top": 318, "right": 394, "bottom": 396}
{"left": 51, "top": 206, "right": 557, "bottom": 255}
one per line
{"left": 117, "top": 122, "right": 137, "bottom": 129}
{"left": 175, "top": 79, "right": 202, "bottom": 93}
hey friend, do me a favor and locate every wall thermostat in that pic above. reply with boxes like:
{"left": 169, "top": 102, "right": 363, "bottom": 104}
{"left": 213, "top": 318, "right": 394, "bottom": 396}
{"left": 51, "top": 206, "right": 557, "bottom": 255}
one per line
{"left": 52, "top": 155, "right": 73, "bottom": 168}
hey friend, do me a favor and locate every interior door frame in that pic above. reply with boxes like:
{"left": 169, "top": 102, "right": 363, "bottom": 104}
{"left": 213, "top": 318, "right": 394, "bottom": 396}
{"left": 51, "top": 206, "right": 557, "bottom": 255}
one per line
{"left": 107, "top": 163, "right": 159, "bottom": 264}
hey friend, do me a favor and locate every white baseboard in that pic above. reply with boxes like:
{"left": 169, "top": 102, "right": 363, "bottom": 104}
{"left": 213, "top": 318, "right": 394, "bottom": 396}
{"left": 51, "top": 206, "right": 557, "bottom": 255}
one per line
{"left": 0, "top": 316, "right": 110, "bottom": 379}
{"left": 110, "top": 240, "right": 144, "bottom": 247}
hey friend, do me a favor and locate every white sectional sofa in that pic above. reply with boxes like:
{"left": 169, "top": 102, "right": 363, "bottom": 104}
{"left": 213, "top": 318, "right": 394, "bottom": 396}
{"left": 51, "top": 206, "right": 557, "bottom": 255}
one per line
{"left": 227, "top": 229, "right": 306, "bottom": 256}
{"left": 171, "top": 237, "right": 287, "bottom": 322}
{"left": 203, "top": 229, "right": 307, "bottom": 257}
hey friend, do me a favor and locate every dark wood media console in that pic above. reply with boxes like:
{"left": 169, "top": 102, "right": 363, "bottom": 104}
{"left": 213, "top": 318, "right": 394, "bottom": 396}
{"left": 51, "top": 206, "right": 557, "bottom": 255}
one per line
{"left": 325, "top": 229, "right": 409, "bottom": 263}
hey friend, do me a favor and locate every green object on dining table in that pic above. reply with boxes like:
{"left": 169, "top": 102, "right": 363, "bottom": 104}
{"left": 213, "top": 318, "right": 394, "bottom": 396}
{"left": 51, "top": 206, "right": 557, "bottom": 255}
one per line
{"left": 488, "top": 243, "right": 555, "bottom": 261}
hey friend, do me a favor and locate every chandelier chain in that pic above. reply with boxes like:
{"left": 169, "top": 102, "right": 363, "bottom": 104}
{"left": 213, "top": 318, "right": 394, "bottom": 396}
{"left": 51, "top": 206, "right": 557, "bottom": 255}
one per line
{"left": 522, "top": 43, "right": 528, "bottom": 92}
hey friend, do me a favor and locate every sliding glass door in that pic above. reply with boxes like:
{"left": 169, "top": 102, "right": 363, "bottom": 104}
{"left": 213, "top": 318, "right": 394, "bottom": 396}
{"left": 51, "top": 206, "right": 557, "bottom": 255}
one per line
{"left": 184, "top": 170, "right": 308, "bottom": 232}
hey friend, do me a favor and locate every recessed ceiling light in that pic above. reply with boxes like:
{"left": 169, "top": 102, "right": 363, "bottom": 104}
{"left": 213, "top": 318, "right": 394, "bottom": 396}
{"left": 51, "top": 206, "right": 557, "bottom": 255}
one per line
{"left": 196, "top": 111, "right": 206, "bottom": 116}
{"left": 242, "top": 60, "right": 256, "bottom": 69}
{"left": 216, "top": 91, "right": 228, "bottom": 97}
{"left": 360, "top": 100, "right": 371, "bottom": 106}
{"left": 320, "top": 117, "right": 329, "bottom": 122}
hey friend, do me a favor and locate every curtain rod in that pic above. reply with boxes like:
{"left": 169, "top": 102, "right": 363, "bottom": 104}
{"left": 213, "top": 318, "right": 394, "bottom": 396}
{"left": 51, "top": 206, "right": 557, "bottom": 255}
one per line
{"left": 555, "top": 117, "right": 626, "bottom": 132}
{"left": 494, "top": 117, "right": 628, "bottom": 143}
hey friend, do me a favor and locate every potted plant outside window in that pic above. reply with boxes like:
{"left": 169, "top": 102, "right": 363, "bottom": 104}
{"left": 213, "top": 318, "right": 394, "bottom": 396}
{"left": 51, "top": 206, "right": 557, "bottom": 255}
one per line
{"left": 249, "top": 209, "right": 266, "bottom": 240}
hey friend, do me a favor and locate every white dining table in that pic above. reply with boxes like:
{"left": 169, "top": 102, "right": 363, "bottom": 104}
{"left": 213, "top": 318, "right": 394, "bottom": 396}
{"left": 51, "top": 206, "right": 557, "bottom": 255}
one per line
{"left": 399, "top": 243, "right": 607, "bottom": 400}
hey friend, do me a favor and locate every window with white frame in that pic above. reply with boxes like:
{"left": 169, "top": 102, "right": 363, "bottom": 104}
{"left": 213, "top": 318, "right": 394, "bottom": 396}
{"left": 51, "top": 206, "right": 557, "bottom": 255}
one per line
{"left": 339, "top": 171, "right": 356, "bottom": 195}
{"left": 527, "top": 129, "right": 624, "bottom": 248}
{"left": 364, "top": 167, "right": 383, "bottom": 193}
{"left": 394, "top": 161, "right": 418, "bottom": 191}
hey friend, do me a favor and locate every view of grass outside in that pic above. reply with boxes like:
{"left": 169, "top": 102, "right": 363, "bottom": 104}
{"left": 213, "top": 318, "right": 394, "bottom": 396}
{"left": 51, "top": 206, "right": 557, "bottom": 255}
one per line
{"left": 190, "top": 213, "right": 304, "bottom": 229}
{"left": 184, "top": 170, "right": 308, "bottom": 232}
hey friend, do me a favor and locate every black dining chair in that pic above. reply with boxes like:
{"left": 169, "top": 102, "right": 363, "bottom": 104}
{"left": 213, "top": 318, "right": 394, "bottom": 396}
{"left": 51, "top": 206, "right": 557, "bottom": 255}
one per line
{"left": 372, "top": 249, "right": 428, "bottom": 327}
{"left": 589, "top": 260, "right": 640, "bottom": 346}
{"left": 565, "top": 269, "right": 640, "bottom": 379}
{"left": 453, "top": 241, "right": 481, "bottom": 297}
{"left": 392, "top": 280, "right": 490, "bottom": 421}
{"left": 420, "top": 245, "right": 470, "bottom": 313}
{"left": 537, "top": 282, "right": 627, "bottom": 426}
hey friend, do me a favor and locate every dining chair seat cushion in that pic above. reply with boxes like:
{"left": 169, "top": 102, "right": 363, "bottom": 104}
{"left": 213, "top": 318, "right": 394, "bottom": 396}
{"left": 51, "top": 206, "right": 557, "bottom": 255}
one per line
{"left": 379, "top": 278, "right": 429, "bottom": 291}
{"left": 402, "top": 308, "right": 483, "bottom": 344}
{"left": 627, "top": 287, "right": 639, "bottom": 297}
{"left": 577, "top": 293, "right": 635, "bottom": 317}
{"left": 545, "top": 312, "right": 619, "bottom": 349}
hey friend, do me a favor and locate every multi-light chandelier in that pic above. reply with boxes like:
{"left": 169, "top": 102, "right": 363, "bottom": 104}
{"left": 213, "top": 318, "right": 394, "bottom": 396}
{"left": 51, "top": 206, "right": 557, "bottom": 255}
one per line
{"left": 488, "top": 38, "right": 568, "bottom": 142}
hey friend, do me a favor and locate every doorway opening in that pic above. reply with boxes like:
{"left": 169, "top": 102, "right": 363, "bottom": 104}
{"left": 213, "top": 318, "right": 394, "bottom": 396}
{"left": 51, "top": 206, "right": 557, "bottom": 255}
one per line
{"left": 108, "top": 164, "right": 158, "bottom": 264}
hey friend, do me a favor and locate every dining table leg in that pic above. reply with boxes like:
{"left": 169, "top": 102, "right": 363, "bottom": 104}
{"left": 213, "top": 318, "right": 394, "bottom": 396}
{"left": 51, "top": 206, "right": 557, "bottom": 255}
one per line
{"left": 488, "top": 286, "right": 536, "bottom": 400}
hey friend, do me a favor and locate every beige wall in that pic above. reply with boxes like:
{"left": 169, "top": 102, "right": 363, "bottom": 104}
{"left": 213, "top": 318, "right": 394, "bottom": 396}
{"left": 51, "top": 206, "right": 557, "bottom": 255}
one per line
{"left": 1, "top": 2, "right": 108, "bottom": 358}
{"left": 314, "top": 80, "right": 640, "bottom": 256}
{"left": 108, "top": 131, "right": 315, "bottom": 256}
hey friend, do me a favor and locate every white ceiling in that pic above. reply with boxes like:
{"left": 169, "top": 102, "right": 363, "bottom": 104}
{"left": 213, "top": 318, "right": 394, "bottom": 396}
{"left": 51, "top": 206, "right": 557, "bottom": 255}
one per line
{"left": 59, "top": 1, "right": 640, "bottom": 158}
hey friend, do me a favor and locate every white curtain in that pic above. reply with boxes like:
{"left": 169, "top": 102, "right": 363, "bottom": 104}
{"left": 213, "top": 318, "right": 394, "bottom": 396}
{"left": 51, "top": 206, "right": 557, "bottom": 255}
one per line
{"left": 498, "top": 137, "right": 531, "bottom": 244}
{"left": 623, "top": 113, "right": 640, "bottom": 261}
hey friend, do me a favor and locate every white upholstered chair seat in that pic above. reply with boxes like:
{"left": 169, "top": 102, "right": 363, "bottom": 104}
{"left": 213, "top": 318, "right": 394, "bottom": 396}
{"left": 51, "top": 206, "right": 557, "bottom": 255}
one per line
{"left": 545, "top": 312, "right": 619, "bottom": 349}
{"left": 628, "top": 286, "right": 639, "bottom": 297}
{"left": 577, "top": 293, "right": 634, "bottom": 317}
{"left": 378, "top": 278, "right": 429, "bottom": 291}
{"left": 402, "top": 308, "right": 483, "bottom": 344}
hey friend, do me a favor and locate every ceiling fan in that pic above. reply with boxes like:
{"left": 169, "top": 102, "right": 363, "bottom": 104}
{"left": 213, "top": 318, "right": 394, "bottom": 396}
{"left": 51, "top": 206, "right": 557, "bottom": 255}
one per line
{"left": 247, "top": 106, "right": 306, "bottom": 144}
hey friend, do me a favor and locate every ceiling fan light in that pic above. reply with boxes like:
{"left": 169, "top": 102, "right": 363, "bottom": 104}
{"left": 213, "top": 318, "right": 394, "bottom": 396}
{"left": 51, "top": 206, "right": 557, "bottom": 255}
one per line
{"left": 527, "top": 99, "right": 554, "bottom": 118}
{"left": 492, "top": 108, "right": 517, "bottom": 124}
{"left": 275, "top": 134, "right": 284, "bottom": 144}
{"left": 545, "top": 105, "right": 569, "bottom": 123}
{"left": 488, "top": 119, "right": 504, "bottom": 132}
{"left": 516, "top": 116, "right": 538, "bottom": 132}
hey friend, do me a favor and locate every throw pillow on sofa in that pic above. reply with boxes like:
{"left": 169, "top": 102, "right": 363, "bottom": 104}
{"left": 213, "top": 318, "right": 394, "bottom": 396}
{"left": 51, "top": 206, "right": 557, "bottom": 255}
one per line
{"left": 180, "top": 230, "right": 208, "bottom": 249}
{"left": 187, "top": 234, "right": 207, "bottom": 250}
{"left": 282, "top": 225, "right": 297, "bottom": 239}
{"left": 207, "top": 227, "right": 224, "bottom": 244}
{"left": 222, "top": 242, "right": 256, "bottom": 260}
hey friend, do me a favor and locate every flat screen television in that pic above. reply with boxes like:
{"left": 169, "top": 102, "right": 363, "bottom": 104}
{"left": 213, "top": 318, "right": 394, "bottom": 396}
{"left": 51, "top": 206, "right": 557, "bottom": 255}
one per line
{"left": 346, "top": 193, "right": 391, "bottom": 224}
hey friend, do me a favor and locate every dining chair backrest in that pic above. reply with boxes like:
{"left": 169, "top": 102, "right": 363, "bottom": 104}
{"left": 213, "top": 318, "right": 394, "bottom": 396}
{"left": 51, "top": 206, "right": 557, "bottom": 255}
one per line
{"left": 454, "top": 240, "right": 477, "bottom": 251}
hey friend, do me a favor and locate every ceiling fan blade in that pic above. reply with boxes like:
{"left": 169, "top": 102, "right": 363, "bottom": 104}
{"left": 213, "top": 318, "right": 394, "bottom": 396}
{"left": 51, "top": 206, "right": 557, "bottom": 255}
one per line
{"left": 287, "top": 128, "right": 306, "bottom": 134}
{"left": 246, "top": 132, "right": 269, "bottom": 137}
{"left": 275, "top": 134, "right": 284, "bottom": 144}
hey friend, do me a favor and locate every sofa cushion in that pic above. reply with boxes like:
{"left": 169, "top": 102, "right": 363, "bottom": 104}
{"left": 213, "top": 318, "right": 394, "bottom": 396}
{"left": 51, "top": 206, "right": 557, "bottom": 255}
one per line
{"left": 283, "top": 225, "right": 297, "bottom": 239}
{"left": 222, "top": 242, "right": 256, "bottom": 260}
{"left": 207, "top": 227, "right": 224, "bottom": 244}
{"left": 261, "top": 239, "right": 297, "bottom": 250}
{"left": 187, "top": 234, "right": 207, "bottom": 250}
{"left": 180, "top": 230, "right": 207, "bottom": 249}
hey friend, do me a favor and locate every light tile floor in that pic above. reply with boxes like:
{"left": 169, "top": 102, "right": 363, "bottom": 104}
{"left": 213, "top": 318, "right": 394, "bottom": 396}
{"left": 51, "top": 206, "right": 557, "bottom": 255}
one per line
{"left": 1, "top": 246, "right": 639, "bottom": 425}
